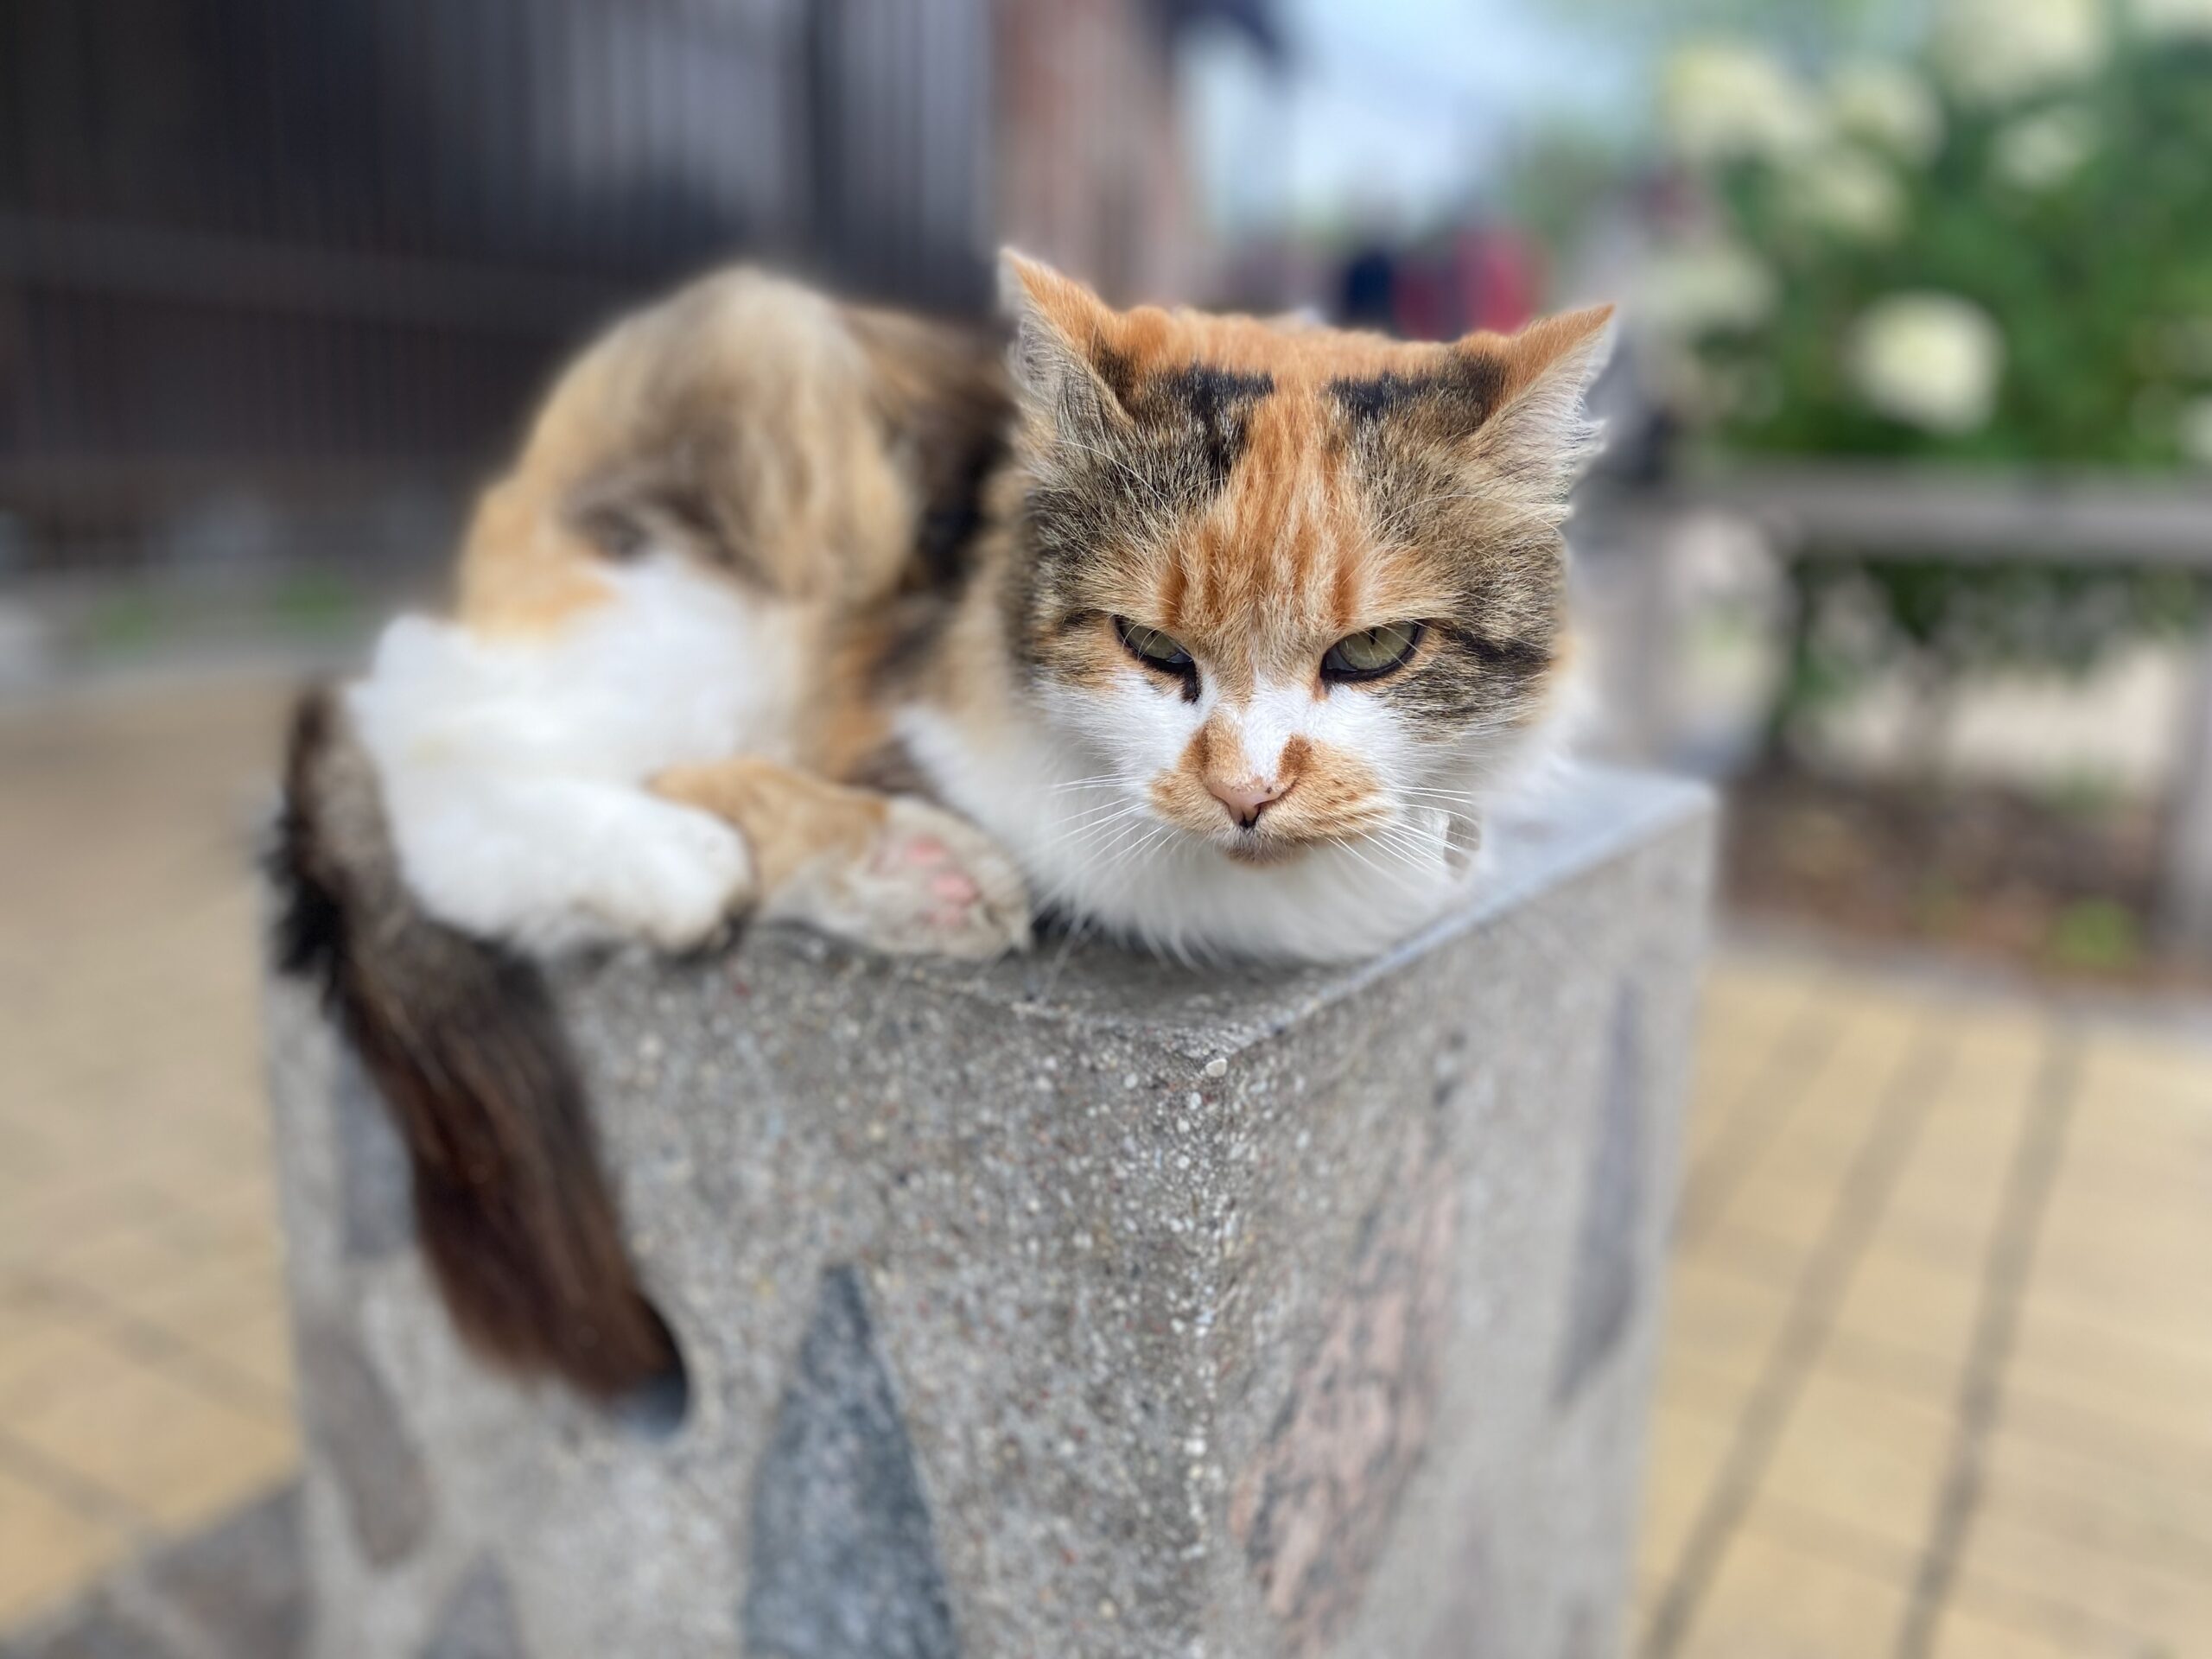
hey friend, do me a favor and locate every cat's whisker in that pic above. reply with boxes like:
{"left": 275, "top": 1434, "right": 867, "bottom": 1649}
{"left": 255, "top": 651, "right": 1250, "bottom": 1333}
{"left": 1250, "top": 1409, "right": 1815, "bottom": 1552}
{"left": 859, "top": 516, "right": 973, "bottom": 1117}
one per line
{"left": 1064, "top": 822, "right": 1154, "bottom": 863}
{"left": 1392, "top": 798, "right": 1484, "bottom": 832}
{"left": 1061, "top": 823, "right": 1147, "bottom": 855}
{"left": 1376, "top": 839, "right": 1446, "bottom": 880}
{"left": 1112, "top": 817, "right": 1183, "bottom": 872}
{"left": 1055, "top": 833, "right": 1157, "bottom": 907}
{"left": 1059, "top": 798, "right": 1150, "bottom": 835}
{"left": 1321, "top": 828, "right": 1422, "bottom": 887}
{"left": 1332, "top": 841, "right": 1425, "bottom": 896}
{"left": 1363, "top": 817, "right": 1433, "bottom": 849}
{"left": 1054, "top": 810, "right": 1157, "bottom": 870}
{"left": 1059, "top": 811, "right": 1160, "bottom": 857}
{"left": 1349, "top": 812, "right": 1456, "bottom": 875}
{"left": 1098, "top": 822, "right": 1176, "bottom": 882}
{"left": 1358, "top": 827, "right": 1437, "bottom": 875}
{"left": 1395, "top": 812, "right": 1461, "bottom": 849}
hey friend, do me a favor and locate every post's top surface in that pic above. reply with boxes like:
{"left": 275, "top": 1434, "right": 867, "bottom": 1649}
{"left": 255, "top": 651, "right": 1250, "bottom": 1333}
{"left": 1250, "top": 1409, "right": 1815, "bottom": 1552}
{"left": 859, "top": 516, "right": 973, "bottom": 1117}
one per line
{"left": 572, "top": 766, "right": 1713, "bottom": 1058}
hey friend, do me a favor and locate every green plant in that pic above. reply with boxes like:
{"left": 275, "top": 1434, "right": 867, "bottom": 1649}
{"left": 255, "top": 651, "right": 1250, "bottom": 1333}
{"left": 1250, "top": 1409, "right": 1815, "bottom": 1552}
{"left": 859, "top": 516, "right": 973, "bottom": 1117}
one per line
{"left": 1681, "top": 37, "right": 2212, "bottom": 468}
{"left": 1649, "top": 5, "right": 2212, "bottom": 757}
{"left": 2044, "top": 898, "right": 2142, "bottom": 970}
{"left": 1774, "top": 556, "right": 2203, "bottom": 744}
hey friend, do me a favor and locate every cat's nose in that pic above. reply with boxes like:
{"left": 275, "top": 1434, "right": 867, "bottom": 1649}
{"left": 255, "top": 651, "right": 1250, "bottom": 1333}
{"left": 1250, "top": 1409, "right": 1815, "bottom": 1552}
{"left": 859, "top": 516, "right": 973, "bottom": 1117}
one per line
{"left": 1207, "top": 775, "right": 1287, "bottom": 828}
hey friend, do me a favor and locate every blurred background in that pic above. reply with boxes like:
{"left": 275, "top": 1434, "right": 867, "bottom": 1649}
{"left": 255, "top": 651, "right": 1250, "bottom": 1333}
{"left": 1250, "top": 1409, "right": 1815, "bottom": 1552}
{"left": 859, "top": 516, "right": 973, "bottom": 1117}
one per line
{"left": 2, "top": 2, "right": 2209, "bottom": 1655}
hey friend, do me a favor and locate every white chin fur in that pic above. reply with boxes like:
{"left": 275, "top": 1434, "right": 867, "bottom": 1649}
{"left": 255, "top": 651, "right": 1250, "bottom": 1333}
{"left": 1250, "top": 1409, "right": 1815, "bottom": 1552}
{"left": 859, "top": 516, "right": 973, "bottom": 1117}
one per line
{"left": 347, "top": 556, "right": 795, "bottom": 954}
{"left": 895, "top": 702, "right": 1563, "bottom": 965}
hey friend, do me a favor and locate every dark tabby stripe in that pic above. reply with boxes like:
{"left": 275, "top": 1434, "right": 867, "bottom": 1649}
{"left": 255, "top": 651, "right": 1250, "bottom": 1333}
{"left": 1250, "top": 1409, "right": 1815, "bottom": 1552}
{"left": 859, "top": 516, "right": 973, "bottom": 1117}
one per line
{"left": 1329, "top": 352, "right": 1509, "bottom": 435}
{"left": 1147, "top": 363, "right": 1274, "bottom": 495}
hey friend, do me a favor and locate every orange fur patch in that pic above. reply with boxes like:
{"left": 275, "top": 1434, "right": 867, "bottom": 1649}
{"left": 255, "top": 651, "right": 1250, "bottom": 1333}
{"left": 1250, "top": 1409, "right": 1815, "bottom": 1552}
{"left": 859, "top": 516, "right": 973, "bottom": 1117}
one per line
{"left": 1005, "top": 255, "right": 1606, "bottom": 711}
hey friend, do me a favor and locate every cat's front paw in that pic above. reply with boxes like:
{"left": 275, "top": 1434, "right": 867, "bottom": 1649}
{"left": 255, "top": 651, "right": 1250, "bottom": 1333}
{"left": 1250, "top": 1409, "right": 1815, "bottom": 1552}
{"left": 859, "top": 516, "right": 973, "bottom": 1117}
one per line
{"left": 578, "top": 798, "right": 755, "bottom": 954}
{"left": 782, "top": 799, "right": 1032, "bottom": 959}
{"left": 383, "top": 772, "right": 756, "bottom": 957}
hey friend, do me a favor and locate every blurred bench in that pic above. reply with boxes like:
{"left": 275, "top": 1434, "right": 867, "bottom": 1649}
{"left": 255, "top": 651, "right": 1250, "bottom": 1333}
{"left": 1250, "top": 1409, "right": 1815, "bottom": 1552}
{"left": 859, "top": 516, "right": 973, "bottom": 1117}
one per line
{"left": 1585, "top": 466, "right": 2212, "bottom": 958}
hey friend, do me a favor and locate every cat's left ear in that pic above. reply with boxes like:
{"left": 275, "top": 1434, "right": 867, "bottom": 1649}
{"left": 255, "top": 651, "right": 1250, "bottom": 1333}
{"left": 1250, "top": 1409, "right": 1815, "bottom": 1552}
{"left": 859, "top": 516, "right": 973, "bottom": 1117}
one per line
{"left": 1458, "top": 303, "right": 1615, "bottom": 493}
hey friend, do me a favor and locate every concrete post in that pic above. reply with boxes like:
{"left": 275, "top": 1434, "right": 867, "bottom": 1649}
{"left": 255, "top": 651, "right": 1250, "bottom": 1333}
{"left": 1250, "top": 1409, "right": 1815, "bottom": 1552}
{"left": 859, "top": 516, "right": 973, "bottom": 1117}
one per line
{"left": 2165, "top": 621, "right": 2212, "bottom": 959}
{"left": 264, "top": 767, "right": 1714, "bottom": 1659}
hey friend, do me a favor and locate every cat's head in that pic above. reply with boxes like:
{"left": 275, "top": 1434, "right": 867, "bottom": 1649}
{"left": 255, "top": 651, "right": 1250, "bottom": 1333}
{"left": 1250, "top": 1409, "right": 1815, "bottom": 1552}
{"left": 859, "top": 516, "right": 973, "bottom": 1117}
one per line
{"left": 995, "top": 252, "right": 1611, "bottom": 869}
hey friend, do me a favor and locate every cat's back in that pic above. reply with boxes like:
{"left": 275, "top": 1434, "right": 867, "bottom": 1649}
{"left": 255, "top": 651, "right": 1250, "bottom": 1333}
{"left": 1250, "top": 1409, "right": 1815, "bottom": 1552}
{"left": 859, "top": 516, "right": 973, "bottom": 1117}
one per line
{"left": 454, "top": 266, "right": 1009, "bottom": 634}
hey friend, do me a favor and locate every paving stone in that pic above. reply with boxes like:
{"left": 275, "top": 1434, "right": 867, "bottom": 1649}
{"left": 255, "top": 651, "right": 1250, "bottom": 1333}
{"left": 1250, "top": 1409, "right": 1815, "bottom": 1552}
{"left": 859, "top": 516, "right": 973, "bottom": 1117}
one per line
{"left": 1229, "top": 1141, "right": 1455, "bottom": 1656}
{"left": 141, "top": 1485, "right": 306, "bottom": 1659}
{"left": 0, "top": 1491, "right": 307, "bottom": 1659}
{"left": 293, "top": 1319, "right": 431, "bottom": 1568}
{"left": 422, "top": 1560, "right": 524, "bottom": 1659}
{"left": 332, "top": 1049, "right": 414, "bottom": 1262}
{"left": 741, "top": 1267, "right": 958, "bottom": 1659}
{"left": 1554, "top": 984, "right": 1647, "bottom": 1407}
{"left": 0, "top": 1602, "right": 175, "bottom": 1659}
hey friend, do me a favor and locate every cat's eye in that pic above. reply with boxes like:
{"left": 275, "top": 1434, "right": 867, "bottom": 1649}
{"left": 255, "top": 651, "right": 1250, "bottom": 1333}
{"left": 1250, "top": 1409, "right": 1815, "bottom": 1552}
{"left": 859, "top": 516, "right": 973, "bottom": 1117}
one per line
{"left": 1322, "top": 621, "right": 1424, "bottom": 682}
{"left": 1115, "top": 617, "right": 1194, "bottom": 674}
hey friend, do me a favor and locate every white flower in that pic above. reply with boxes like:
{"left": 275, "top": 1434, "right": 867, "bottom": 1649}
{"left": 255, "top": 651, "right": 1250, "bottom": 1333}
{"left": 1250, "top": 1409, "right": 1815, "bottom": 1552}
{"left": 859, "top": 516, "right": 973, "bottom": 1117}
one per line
{"left": 1934, "top": 0, "right": 2106, "bottom": 104}
{"left": 1991, "top": 106, "right": 2098, "bottom": 190}
{"left": 2133, "top": 0, "right": 2212, "bottom": 39}
{"left": 2180, "top": 398, "right": 2212, "bottom": 468}
{"left": 1639, "top": 239, "right": 1779, "bottom": 338}
{"left": 1662, "top": 41, "right": 1826, "bottom": 164}
{"left": 2167, "top": 318, "right": 2212, "bottom": 376}
{"left": 1828, "top": 61, "right": 1944, "bottom": 162}
{"left": 1847, "top": 294, "right": 2005, "bottom": 434}
{"left": 1788, "top": 148, "right": 1908, "bottom": 242}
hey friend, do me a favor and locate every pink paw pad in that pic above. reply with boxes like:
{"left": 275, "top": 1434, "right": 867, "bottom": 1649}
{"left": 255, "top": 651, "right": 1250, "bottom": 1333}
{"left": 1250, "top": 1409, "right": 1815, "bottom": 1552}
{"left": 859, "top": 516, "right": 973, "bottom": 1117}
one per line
{"left": 874, "top": 833, "right": 950, "bottom": 875}
{"left": 930, "top": 869, "right": 981, "bottom": 905}
{"left": 874, "top": 829, "right": 988, "bottom": 926}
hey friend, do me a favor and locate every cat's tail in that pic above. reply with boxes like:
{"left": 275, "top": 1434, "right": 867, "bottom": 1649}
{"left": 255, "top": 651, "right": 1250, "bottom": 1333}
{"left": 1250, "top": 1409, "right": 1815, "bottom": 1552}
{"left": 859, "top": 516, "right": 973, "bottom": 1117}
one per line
{"left": 269, "top": 687, "right": 675, "bottom": 1399}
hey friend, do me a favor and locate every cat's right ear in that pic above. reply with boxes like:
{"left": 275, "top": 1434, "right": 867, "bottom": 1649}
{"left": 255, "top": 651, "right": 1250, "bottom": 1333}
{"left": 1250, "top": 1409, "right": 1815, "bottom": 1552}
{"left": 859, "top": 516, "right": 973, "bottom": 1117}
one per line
{"left": 997, "top": 250, "right": 1131, "bottom": 439}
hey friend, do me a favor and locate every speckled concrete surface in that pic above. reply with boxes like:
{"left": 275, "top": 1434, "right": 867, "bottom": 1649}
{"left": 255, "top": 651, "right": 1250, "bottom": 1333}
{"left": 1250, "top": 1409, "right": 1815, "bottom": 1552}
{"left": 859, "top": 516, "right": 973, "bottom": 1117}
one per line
{"left": 264, "top": 766, "right": 1713, "bottom": 1659}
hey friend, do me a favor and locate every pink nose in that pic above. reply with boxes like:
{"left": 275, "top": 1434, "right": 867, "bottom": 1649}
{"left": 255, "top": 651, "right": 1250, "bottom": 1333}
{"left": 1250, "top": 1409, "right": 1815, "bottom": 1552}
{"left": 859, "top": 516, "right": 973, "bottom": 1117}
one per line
{"left": 1206, "top": 775, "right": 1287, "bottom": 828}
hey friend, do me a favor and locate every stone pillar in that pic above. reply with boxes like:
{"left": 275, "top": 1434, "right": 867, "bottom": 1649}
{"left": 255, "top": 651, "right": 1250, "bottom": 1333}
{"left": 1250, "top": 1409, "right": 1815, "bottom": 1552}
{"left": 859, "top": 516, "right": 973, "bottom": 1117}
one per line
{"left": 264, "top": 767, "right": 1714, "bottom": 1659}
{"left": 2164, "top": 620, "right": 2212, "bottom": 959}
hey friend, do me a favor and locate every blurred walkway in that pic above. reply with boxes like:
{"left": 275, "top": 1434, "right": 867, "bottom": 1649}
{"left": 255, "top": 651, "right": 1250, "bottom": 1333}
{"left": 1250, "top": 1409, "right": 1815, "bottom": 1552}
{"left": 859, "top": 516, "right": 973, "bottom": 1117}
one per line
{"left": 1643, "top": 954, "right": 2212, "bottom": 1659}
{"left": 0, "top": 680, "right": 298, "bottom": 1620}
{"left": 3, "top": 677, "right": 2209, "bottom": 1655}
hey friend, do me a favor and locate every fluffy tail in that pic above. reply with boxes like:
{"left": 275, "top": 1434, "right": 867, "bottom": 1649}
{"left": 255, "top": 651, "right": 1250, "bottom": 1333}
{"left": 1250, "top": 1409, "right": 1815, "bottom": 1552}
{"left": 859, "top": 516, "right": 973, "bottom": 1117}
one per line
{"left": 270, "top": 689, "right": 675, "bottom": 1398}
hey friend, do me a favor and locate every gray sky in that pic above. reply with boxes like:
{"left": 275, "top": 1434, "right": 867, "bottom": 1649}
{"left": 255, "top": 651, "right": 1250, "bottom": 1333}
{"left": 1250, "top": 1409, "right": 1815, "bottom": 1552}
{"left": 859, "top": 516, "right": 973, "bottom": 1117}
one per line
{"left": 1184, "top": 0, "right": 1643, "bottom": 238}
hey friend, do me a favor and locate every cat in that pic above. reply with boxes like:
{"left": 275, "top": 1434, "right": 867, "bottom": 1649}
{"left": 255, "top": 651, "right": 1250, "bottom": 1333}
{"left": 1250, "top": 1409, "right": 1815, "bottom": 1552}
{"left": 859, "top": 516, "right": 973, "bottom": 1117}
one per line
{"left": 275, "top": 252, "right": 1611, "bottom": 1396}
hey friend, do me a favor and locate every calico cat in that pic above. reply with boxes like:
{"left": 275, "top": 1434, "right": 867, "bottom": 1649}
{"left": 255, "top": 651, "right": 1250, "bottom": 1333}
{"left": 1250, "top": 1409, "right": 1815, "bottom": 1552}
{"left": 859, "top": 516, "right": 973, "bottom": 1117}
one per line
{"left": 276, "top": 253, "right": 1611, "bottom": 1395}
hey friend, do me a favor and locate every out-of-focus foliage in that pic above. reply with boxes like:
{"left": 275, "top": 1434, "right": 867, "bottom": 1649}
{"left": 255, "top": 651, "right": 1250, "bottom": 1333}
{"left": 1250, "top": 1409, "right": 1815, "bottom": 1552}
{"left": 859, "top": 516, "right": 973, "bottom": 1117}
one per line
{"left": 1777, "top": 557, "right": 2203, "bottom": 759}
{"left": 1652, "top": 0, "right": 2212, "bottom": 469}
{"left": 1498, "top": 124, "right": 1642, "bottom": 274}
{"left": 1640, "top": 0, "right": 2212, "bottom": 757}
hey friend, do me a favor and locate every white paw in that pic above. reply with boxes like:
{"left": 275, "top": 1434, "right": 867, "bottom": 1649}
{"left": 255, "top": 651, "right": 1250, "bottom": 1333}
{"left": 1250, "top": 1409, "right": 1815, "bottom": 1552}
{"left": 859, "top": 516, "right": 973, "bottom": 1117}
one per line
{"left": 386, "top": 770, "right": 755, "bottom": 957}
{"left": 591, "top": 801, "right": 755, "bottom": 952}
{"left": 776, "top": 799, "right": 1032, "bottom": 959}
